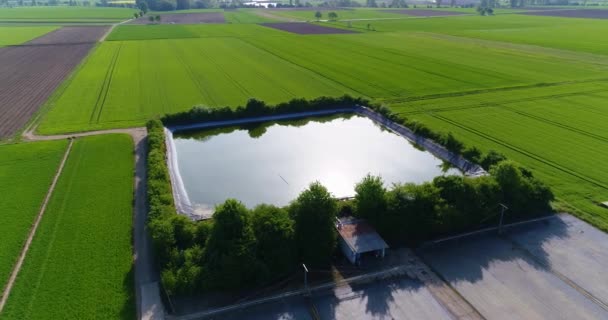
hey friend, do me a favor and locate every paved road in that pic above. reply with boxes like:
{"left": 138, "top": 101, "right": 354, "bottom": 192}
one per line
{"left": 23, "top": 127, "right": 165, "bottom": 320}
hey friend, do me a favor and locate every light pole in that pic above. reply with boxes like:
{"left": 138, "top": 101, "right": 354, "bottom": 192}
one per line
{"left": 302, "top": 264, "right": 309, "bottom": 292}
{"left": 498, "top": 203, "right": 509, "bottom": 235}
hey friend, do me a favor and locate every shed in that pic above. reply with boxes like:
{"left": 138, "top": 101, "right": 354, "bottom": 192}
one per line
{"left": 336, "top": 217, "right": 389, "bottom": 265}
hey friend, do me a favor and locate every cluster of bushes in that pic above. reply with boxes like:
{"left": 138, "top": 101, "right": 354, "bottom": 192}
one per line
{"left": 353, "top": 162, "right": 553, "bottom": 245}
{"left": 161, "top": 96, "right": 368, "bottom": 126}
{"left": 148, "top": 97, "right": 553, "bottom": 296}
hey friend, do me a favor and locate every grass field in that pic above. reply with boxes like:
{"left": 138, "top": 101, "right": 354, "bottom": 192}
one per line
{"left": 31, "top": 12, "right": 608, "bottom": 230}
{"left": 0, "top": 135, "right": 135, "bottom": 320}
{"left": 392, "top": 80, "right": 608, "bottom": 230}
{"left": 0, "top": 140, "right": 67, "bottom": 293}
{"left": 0, "top": 26, "right": 58, "bottom": 47}
{"left": 0, "top": 6, "right": 137, "bottom": 21}
{"left": 39, "top": 23, "right": 608, "bottom": 133}
{"left": 338, "top": 14, "right": 608, "bottom": 54}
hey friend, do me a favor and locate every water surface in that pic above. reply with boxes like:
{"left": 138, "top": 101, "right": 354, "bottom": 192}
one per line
{"left": 172, "top": 115, "right": 459, "bottom": 214}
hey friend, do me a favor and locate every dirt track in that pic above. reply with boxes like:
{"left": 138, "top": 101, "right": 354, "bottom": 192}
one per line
{"left": 0, "top": 26, "right": 108, "bottom": 139}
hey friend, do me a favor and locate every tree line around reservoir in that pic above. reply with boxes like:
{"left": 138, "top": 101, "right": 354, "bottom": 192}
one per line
{"left": 146, "top": 96, "right": 553, "bottom": 296}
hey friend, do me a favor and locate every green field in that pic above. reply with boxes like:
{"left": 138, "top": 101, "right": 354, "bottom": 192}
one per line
{"left": 0, "top": 26, "right": 57, "bottom": 47}
{"left": 0, "top": 140, "right": 67, "bottom": 292}
{"left": 392, "top": 80, "right": 608, "bottom": 230}
{"left": 0, "top": 135, "right": 134, "bottom": 319}
{"left": 30, "top": 12, "right": 608, "bottom": 232}
{"left": 0, "top": 6, "right": 137, "bottom": 22}
{"left": 39, "top": 22, "right": 608, "bottom": 133}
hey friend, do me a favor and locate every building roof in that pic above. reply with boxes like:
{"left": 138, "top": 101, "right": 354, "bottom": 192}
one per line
{"left": 336, "top": 217, "right": 389, "bottom": 254}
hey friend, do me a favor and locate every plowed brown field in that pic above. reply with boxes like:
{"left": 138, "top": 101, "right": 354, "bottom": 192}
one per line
{"left": 0, "top": 26, "right": 108, "bottom": 139}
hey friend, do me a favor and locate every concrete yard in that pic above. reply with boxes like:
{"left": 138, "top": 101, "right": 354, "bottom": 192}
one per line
{"left": 313, "top": 278, "right": 452, "bottom": 320}
{"left": 422, "top": 214, "right": 608, "bottom": 320}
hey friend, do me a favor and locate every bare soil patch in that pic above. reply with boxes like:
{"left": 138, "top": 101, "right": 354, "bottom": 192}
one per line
{"left": 130, "top": 12, "right": 225, "bottom": 24}
{"left": 25, "top": 26, "right": 109, "bottom": 45}
{"left": 383, "top": 9, "right": 467, "bottom": 16}
{"left": 522, "top": 9, "right": 608, "bottom": 19}
{"left": 0, "top": 27, "right": 107, "bottom": 139}
{"left": 260, "top": 22, "right": 357, "bottom": 34}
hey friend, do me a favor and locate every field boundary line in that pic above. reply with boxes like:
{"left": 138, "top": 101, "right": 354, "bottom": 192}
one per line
{"left": 383, "top": 78, "right": 608, "bottom": 104}
{"left": 396, "top": 87, "right": 607, "bottom": 116}
{"left": 0, "top": 138, "right": 74, "bottom": 313}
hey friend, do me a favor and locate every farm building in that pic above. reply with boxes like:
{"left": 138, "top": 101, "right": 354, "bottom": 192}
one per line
{"left": 336, "top": 217, "right": 388, "bottom": 265}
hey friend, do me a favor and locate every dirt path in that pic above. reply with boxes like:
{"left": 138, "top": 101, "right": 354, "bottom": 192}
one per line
{"left": 99, "top": 18, "right": 133, "bottom": 42}
{"left": 22, "top": 127, "right": 165, "bottom": 320}
{"left": 0, "top": 138, "right": 74, "bottom": 313}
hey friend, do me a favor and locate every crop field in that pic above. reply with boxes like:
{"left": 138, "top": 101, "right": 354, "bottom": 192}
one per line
{"left": 0, "top": 6, "right": 136, "bottom": 22}
{"left": 266, "top": 8, "right": 406, "bottom": 21}
{"left": 0, "top": 135, "right": 135, "bottom": 320}
{"left": 39, "top": 23, "right": 608, "bottom": 135}
{"left": 0, "top": 26, "right": 106, "bottom": 139}
{"left": 340, "top": 14, "right": 608, "bottom": 55}
{"left": 392, "top": 80, "right": 608, "bottom": 230}
{"left": 0, "top": 26, "right": 58, "bottom": 47}
{"left": 0, "top": 140, "right": 68, "bottom": 293}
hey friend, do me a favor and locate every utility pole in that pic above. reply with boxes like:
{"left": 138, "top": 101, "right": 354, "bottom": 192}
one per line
{"left": 498, "top": 203, "right": 509, "bottom": 235}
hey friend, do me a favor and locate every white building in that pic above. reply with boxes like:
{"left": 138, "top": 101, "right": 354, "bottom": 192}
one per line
{"left": 336, "top": 217, "right": 388, "bottom": 265}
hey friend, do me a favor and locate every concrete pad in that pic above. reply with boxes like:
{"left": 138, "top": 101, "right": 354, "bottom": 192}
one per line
{"left": 422, "top": 235, "right": 608, "bottom": 320}
{"left": 508, "top": 214, "right": 608, "bottom": 306}
{"left": 313, "top": 278, "right": 452, "bottom": 320}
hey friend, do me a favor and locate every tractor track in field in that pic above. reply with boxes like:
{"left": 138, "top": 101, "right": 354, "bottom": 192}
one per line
{"left": 430, "top": 113, "right": 608, "bottom": 191}
{"left": 501, "top": 106, "right": 608, "bottom": 144}
{"left": 238, "top": 37, "right": 369, "bottom": 98}
{"left": 383, "top": 78, "right": 608, "bottom": 104}
{"left": 89, "top": 42, "right": 123, "bottom": 124}
{"left": 173, "top": 44, "right": 219, "bottom": 106}
{"left": 0, "top": 138, "right": 73, "bottom": 313}
{"left": 396, "top": 87, "right": 607, "bottom": 116}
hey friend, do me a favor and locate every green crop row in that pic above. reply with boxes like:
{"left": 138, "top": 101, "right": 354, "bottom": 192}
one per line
{"left": 1, "top": 135, "right": 135, "bottom": 320}
{"left": 392, "top": 80, "right": 608, "bottom": 230}
{"left": 0, "top": 140, "right": 68, "bottom": 292}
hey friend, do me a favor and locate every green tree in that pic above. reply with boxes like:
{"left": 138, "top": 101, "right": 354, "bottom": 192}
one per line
{"left": 328, "top": 11, "right": 338, "bottom": 20}
{"left": 314, "top": 10, "right": 322, "bottom": 20}
{"left": 137, "top": 1, "right": 148, "bottom": 13}
{"left": 149, "top": 15, "right": 155, "bottom": 22}
{"left": 155, "top": 14, "right": 161, "bottom": 22}
{"left": 291, "top": 182, "right": 337, "bottom": 267}
{"left": 354, "top": 174, "right": 387, "bottom": 229}
{"left": 203, "top": 199, "right": 260, "bottom": 289}
{"left": 251, "top": 204, "right": 296, "bottom": 279}
{"left": 177, "top": 0, "right": 190, "bottom": 9}
{"left": 490, "top": 160, "right": 553, "bottom": 216}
